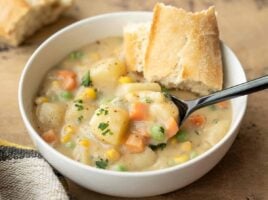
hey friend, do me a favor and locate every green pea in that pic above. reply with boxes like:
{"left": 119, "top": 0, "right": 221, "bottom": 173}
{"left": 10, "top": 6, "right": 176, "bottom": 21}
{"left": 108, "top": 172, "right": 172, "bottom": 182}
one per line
{"left": 65, "top": 141, "right": 76, "bottom": 149}
{"left": 190, "top": 151, "right": 198, "bottom": 159}
{"left": 176, "top": 130, "right": 188, "bottom": 142}
{"left": 150, "top": 125, "right": 165, "bottom": 141}
{"left": 115, "top": 164, "right": 127, "bottom": 172}
{"left": 60, "top": 91, "right": 73, "bottom": 100}
{"left": 69, "top": 51, "right": 84, "bottom": 60}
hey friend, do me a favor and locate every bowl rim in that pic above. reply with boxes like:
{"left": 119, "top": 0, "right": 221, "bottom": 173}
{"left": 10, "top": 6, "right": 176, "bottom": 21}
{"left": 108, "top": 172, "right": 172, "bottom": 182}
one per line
{"left": 18, "top": 11, "right": 248, "bottom": 177}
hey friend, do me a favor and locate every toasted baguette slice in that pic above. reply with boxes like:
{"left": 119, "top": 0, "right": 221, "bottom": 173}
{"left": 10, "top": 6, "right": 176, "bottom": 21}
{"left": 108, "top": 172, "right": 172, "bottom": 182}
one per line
{"left": 0, "top": 0, "right": 73, "bottom": 46}
{"left": 144, "top": 3, "right": 223, "bottom": 95}
{"left": 123, "top": 22, "right": 150, "bottom": 72}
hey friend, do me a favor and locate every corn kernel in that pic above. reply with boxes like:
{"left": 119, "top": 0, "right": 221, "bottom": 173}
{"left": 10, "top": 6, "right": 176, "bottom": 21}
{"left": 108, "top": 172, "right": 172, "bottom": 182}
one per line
{"left": 89, "top": 52, "right": 101, "bottom": 61}
{"left": 80, "top": 88, "right": 97, "bottom": 100}
{"left": 64, "top": 125, "right": 75, "bottom": 135}
{"left": 61, "top": 133, "right": 72, "bottom": 144}
{"left": 118, "top": 76, "right": 133, "bottom": 84}
{"left": 35, "top": 96, "right": 49, "bottom": 104}
{"left": 181, "top": 141, "right": 192, "bottom": 152}
{"left": 79, "top": 138, "right": 90, "bottom": 148}
{"left": 51, "top": 80, "right": 60, "bottom": 88}
{"left": 106, "top": 149, "right": 120, "bottom": 161}
{"left": 174, "top": 154, "right": 189, "bottom": 164}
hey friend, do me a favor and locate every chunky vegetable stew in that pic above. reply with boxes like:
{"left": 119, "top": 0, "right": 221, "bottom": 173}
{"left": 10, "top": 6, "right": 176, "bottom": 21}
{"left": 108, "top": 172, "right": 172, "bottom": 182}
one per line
{"left": 34, "top": 37, "right": 232, "bottom": 171}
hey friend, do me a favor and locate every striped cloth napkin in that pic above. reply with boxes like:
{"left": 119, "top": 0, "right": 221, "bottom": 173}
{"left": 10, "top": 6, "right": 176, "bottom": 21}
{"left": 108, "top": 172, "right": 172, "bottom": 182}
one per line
{"left": 0, "top": 139, "right": 69, "bottom": 200}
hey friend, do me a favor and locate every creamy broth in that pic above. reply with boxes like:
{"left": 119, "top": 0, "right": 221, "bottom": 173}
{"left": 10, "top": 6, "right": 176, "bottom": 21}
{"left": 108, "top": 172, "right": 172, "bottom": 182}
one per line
{"left": 34, "top": 37, "right": 232, "bottom": 171}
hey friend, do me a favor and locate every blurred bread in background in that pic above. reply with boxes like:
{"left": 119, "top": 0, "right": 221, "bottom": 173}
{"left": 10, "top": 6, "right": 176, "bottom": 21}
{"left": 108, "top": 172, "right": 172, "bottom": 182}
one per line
{"left": 0, "top": 0, "right": 73, "bottom": 46}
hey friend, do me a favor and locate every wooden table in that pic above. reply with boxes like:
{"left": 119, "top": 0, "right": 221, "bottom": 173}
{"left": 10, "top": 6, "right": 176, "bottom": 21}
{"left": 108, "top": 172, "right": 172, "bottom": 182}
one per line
{"left": 0, "top": 0, "right": 267, "bottom": 199}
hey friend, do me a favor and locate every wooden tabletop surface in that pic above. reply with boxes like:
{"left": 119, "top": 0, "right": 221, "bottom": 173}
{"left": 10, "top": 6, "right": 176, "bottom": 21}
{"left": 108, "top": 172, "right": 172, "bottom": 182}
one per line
{"left": 0, "top": 0, "right": 267, "bottom": 199}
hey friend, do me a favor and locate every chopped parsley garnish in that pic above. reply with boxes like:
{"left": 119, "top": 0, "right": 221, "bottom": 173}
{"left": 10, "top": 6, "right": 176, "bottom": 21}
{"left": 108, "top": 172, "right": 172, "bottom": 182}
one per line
{"left": 149, "top": 143, "right": 167, "bottom": 151}
{"left": 159, "top": 126, "right": 165, "bottom": 134}
{"left": 144, "top": 97, "right": 152, "bottom": 104}
{"left": 194, "top": 130, "right": 200, "bottom": 135}
{"left": 75, "top": 99, "right": 83, "bottom": 104}
{"left": 95, "top": 158, "right": 108, "bottom": 169}
{"left": 98, "top": 122, "right": 113, "bottom": 135}
{"left": 98, "top": 122, "right": 109, "bottom": 130}
{"left": 75, "top": 104, "right": 83, "bottom": 111}
{"left": 161, "top": 85, "right": 170, "bottom": 98}
{"left": 78, "top": 115, "right": 84, "bottom": 123}
{"left": 81, "top": 71, "right": 92, "bottom": 87}
{"left": 74, "top": 99, "right": 84, "bottom": 111}
{"left": 69, "top": 51, "right": 84, "bottom": 60}
{"left": 96, "top": 108, "right": 109, "bottom": 116}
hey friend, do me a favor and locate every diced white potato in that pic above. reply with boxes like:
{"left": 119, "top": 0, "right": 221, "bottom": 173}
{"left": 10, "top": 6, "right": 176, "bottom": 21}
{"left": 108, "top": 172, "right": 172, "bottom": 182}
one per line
{"left": 73, "top": 145, "right": 91, "bottom": 165}
{"left": 65, "top": 102, "right": 97, "bottom": 124}
{"left": 36, "top": 102, "right": 66, "bottom": 128}
{"left": 89, "top": 106, "right": 129, "bottom": 145}
{"left": 122, "top": 147, "right": 157, "bottom": 170}
{"left": 90, "top": 58, "right": 126, "bottom": 89}
{"left": 203, "top": 120, "right": 230, "bottom": 145}
{"left": 116, "top": 83, "right": 161, "bottom": 97}
{"left": 125, "top": 91, "right": 164, "bottom": 103}
{"left": 150, "top": 101, "right": 178, "bottom": 123}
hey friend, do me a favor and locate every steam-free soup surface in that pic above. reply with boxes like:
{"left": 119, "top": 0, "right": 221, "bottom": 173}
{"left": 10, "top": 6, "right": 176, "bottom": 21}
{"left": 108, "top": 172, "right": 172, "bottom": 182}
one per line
{"left": 34, "top": 37, "right": 232, "bottom": 171}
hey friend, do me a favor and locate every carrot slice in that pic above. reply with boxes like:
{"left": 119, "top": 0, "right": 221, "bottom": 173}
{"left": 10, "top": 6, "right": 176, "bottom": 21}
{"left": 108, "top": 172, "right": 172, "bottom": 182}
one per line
{"left": 42, "top": 129, "right": 57, "bottom": 143}
{"left": 62, "top": 76, "right": 77, "bottom": 91}
{"left": 216, "top": 101, "right": 229, "bottom": 109}
{"left": 129, "top": 102, "right": 149, "bottom": 121}
{"left": 166, "top": 117, "right": 179, "bottom": 138}
{"left": 57, "top": 70, "right": 77, "bottom": 91}
{"left": 125, "top": 134, "right": 145, "bottom": 153}
{"left": 57, "top": 70, "right": 76, "bottom": 78}
{"left": 189, "top": 114, "right": 206, "bottom": 127}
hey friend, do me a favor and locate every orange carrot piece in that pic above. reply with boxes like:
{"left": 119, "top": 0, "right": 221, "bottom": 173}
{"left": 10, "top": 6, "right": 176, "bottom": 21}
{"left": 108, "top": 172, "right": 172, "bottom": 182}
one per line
{"left": 125, "top": 134, "right": 145, "bottom": 153}
{"left": 189, "top": 114, "right": 206, "bottom": 127}
{"left": 166, "top": 117, "right": 179, "bottom": 138}
{"left": 217, "top": 101, "right": 229, "bottom": 109}
{"left": 129, "top": 102, "right": 148, "bottom": 121}
{"left": 42, "top": 129, "right": 57, "bottom": 143}
{"left": 57, "top": 70, "right": 77, "bottom": 91}
{"left": 57, "top": 70, "right": 76, "bottom": 78}
{"left": 62, "top": 76, "right": 77, "bottom": 91}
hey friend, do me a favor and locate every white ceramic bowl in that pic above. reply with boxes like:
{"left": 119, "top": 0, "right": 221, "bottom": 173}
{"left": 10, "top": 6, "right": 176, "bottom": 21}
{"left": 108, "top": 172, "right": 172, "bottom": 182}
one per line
{"left": 18, "top": 12, "right": 247, "bottom": 197}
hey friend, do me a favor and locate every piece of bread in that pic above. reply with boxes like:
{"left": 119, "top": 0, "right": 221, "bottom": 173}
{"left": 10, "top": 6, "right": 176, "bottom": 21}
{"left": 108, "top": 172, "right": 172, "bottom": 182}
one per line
{"left": 123, "top": 22, "right": 150, "bottom": 73}
{"left": 144, "top": 3, "right": 223, "bottom": 95}
{"left": 0, "top": 0, "right": 73, "bottom": 46}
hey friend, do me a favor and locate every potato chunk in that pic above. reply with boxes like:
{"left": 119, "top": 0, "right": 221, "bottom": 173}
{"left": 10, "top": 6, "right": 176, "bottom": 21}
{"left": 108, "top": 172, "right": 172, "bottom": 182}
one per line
{"left": 90, "top": 58, "right": 126, "bottom": 89}
{"left": 122, "top": 147, "right": 157, "bottom": 170}
{"left": 36, "top": 102, "right": 66, "bottom": 129}
{"left": 116, "top": 83, "right": 161, "bottom": 96}
{"left": 90, "top": 106, "right": 129, "bottom": 145}
{"left": 65, "top": 102, "right": 97, "bottom": 124}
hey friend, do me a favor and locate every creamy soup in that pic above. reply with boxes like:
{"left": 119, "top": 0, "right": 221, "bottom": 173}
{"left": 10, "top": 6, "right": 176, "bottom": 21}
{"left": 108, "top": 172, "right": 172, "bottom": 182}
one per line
{"left": 34, "top": 37, "right": 232, "bottom": 171}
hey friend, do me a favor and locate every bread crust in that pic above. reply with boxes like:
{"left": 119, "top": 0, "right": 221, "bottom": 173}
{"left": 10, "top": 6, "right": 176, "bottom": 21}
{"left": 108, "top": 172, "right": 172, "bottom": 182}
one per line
{"left": 0, "top": 0, "right": 73, "bottom": 46}
{"left": 144, "top": 3, "right": 223, "bottom": 95}
{"left": 123, "top": 23, "right": 150, "bottom": 72}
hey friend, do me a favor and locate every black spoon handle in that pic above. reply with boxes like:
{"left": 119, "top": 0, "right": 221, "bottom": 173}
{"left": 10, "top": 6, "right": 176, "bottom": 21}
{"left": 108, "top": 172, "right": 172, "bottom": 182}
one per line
{"left": 192, "top": 75, "right": 268, "bottom": 111}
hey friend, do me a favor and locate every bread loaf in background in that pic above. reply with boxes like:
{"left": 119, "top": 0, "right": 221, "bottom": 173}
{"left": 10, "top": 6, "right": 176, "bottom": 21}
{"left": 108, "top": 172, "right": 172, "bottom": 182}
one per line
{"left": 0, "top": 0, "right": 73, "bottom": 46}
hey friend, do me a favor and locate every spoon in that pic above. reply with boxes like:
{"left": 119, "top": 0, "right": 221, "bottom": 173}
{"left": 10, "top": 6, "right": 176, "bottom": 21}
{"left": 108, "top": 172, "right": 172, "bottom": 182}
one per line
{"left": 171, "top": 75, "right": 268, "bottom": 125}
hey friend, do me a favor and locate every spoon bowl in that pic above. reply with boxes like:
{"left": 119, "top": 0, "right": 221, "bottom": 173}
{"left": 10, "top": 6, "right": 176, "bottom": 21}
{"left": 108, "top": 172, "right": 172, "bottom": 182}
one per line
{"left": 171, "top": 75, "right": 268, "bottom": 125}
